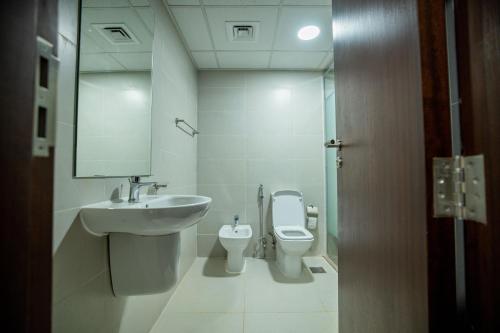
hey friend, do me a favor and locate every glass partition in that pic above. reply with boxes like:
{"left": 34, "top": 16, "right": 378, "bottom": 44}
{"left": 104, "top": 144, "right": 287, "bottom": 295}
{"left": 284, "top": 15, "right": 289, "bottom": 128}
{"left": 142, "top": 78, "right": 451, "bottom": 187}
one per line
{"left": 324, "top": 67, "right": 338, "bottom": 265}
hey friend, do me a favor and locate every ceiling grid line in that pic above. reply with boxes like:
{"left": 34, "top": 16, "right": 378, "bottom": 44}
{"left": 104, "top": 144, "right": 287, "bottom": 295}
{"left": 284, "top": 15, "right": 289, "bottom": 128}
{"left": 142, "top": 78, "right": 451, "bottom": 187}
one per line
{"left": 266, "top": 0, "right": 284, "bottom": 69}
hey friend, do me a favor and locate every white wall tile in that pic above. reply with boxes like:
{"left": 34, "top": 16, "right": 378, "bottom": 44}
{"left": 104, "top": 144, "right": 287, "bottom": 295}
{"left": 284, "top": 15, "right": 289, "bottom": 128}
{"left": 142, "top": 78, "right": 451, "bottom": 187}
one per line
{"left": 198, "top": 159, "right": 246, "bottom": 184}
{"left": 198, "top": 86, "right": 245, "bottom": 112}
{"left": 198, "top": 111, "right": 247, "bottom": 135}
{"left": 197, "top": 71, "right": 326, "bottom": 257}
{"left": 246, "top": 159, "right": 296, "bottom": 186}
{"left": 198, "top": 185, "right": 246, "bottom": 211}
{"left": 198, "top": 71, "right": 245, "bottom": 87}
{"left": 198, "top": 135, "right": 246, "bottom": 159}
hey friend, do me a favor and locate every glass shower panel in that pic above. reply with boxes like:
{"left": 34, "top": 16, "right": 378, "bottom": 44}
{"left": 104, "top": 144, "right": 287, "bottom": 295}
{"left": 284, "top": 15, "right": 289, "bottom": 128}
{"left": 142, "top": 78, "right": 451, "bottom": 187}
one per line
{"left": 324, "top": 68, "right": 338, "bottom": 265}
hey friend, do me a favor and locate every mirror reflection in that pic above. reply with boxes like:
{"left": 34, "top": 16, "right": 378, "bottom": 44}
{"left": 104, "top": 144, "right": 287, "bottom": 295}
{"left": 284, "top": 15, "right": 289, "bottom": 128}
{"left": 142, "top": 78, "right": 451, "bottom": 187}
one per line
{"left": 75, "top": 1, "right": 154, "bottom": 177}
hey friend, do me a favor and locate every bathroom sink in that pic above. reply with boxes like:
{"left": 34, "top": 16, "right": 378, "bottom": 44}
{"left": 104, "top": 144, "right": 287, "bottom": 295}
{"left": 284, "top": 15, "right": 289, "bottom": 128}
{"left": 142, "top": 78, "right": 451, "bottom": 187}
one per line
{"left": 80, "top": 195, "right": 211, "bottom": 236}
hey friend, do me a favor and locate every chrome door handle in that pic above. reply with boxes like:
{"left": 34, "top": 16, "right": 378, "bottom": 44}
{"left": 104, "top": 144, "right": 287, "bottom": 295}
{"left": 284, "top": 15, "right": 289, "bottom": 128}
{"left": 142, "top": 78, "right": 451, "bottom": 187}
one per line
{"left": 324, "top": 139, "right": 343, "bottom": 150}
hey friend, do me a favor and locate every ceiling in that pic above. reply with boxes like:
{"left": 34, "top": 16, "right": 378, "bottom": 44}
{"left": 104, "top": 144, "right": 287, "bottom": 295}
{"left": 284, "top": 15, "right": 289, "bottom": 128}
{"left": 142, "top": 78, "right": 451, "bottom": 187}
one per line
{"left": 163, "top": 0, "right": 333, "bottom": 70}
{"left": 80, "top": 0, "right": 154, "bottom": 72}
{"left": 79, "top": 0, "right": 333, "bottom": 72}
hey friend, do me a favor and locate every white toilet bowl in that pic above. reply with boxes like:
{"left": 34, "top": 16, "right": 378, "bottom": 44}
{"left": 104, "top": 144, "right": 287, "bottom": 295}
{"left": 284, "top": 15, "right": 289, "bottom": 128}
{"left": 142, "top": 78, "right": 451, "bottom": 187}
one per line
{"left": 271, "top": 190, "right": 314, "bottom": 278}
{"left": 219, "top": 225, "right": 252, "bottom": 273}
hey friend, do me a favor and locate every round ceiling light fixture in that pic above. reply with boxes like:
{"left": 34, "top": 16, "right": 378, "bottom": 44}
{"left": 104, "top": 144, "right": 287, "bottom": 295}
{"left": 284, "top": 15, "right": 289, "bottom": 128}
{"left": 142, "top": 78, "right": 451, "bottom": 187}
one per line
{"left": 297, "top": 25, "right": 320, "bottom": 40}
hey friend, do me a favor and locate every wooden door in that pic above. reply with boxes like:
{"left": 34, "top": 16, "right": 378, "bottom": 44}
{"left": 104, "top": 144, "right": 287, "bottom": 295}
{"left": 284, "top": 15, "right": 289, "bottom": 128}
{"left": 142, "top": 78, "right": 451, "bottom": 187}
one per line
{"left": 0, "top": 1, "right": 57, "bottom": 332}
{"left": 334, "top": 0, "right": 429, "bottom": 331}
{"left": 333, "top": 0, "right": 458, "bottom": 331}
{"left": 455, "top": 0, "right": 500, "bottom": 331}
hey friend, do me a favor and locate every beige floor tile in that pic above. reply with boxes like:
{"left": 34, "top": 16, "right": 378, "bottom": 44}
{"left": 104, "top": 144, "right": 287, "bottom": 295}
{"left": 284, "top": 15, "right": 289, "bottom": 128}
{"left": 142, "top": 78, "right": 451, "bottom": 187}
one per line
{"left": 152, "top": 257, "right": 338, "bottom": 332}
{"left": 244, "top": 312, "right": 337, "bottom": 333}
{"left": 152, "top": 313, "right": 243, "bottom": 333}
{"left": 164, "top": 260, "right": 245, "bottom": 313}
{"left": 245, "top": 276, "right": 325, "bottom": 313}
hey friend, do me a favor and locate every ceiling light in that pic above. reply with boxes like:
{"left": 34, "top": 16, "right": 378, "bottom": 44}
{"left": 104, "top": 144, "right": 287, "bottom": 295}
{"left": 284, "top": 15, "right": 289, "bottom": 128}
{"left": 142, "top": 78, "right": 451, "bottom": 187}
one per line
{"left": 297, "top": 25, "right": 320, "bottom": 41}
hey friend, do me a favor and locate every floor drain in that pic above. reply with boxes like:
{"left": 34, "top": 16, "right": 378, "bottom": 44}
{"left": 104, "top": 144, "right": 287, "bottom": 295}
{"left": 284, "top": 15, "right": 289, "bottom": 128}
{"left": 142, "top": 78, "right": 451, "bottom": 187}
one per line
{"left": 309, "top": 266, "right": 327, "bottom": 273}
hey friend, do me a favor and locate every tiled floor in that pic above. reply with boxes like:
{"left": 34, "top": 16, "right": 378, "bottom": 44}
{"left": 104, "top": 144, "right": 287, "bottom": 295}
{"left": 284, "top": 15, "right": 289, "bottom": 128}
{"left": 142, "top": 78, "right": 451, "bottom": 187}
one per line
{"left": 150, "top": 257, "right": 338, "bottom": 333}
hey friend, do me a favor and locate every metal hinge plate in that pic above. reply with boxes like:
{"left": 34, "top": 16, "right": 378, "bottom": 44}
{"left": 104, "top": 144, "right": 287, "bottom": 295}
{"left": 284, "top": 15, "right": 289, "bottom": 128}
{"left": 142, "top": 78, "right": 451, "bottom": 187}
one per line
{"left": 433, "top": 154, "right": 486, "bottom": 224}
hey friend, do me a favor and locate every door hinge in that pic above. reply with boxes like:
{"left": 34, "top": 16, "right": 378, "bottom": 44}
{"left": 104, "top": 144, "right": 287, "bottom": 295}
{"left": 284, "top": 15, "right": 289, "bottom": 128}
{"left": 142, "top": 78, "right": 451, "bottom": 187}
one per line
{"left": 433, "top": 155, "right": 487, "bottom": 224}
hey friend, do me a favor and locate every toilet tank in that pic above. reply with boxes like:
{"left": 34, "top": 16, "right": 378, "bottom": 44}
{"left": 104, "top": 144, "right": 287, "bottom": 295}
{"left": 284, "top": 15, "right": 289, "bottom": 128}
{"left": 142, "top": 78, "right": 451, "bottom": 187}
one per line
{"left": 271, "top": 190, "right": 305, "bottom": 227}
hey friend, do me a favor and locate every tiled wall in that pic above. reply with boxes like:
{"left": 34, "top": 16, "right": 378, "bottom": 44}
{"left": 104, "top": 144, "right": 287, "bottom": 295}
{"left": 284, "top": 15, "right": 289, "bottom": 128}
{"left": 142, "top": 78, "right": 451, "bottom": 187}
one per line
{"left": 197, "top": 71, "right": 326, "bottom": 258}
{"left": 52, "top": 1, "right": 197, "bottom": 332}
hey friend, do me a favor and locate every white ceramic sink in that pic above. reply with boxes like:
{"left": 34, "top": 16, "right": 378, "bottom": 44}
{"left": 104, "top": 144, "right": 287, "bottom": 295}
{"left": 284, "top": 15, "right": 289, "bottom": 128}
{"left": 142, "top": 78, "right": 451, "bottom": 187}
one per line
{"left": 80, "top": 195, "right": 211, "bottom": 236}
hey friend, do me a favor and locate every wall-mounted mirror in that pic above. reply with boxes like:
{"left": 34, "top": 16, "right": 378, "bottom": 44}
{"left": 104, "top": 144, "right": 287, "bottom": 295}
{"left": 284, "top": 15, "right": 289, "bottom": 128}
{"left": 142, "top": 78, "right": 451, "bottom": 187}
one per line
{"left": 74, "top": 1, "right": 154, "bottom": 178}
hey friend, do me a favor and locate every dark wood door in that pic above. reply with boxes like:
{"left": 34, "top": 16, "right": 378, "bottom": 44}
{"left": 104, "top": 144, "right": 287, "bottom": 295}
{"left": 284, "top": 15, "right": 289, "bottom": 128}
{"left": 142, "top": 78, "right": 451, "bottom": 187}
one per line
{"left": 332, "top": 0, "right": 463, "bottom": 331}
{"left": 333, "top": 0, "right": 430, "bottom": 331}
{"left": 455, "top": 0, "right": 500, "bottom": 331}
{"left": 0, "top": 1, "right": 57, "bottom": 332}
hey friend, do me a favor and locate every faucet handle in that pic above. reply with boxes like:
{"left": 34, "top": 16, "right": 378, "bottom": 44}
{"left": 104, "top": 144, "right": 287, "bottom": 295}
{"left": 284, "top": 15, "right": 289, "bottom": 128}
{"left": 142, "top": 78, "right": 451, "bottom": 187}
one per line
{"left": 149, "top": 183, "right": 168, "bottom": 195}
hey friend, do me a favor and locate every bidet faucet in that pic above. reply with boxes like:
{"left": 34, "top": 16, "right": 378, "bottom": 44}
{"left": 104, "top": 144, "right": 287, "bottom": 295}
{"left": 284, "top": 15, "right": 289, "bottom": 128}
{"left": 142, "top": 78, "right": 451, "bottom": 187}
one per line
{"left": 233, "top": 215, "right": 240, "bottom": 227}
{"left": 128, "top": 176, "right": 156, "bottom": 203}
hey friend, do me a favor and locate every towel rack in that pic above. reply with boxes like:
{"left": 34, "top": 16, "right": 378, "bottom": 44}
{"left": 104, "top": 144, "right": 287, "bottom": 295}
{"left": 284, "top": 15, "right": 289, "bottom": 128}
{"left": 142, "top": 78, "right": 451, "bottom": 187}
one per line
{"left": 175, "top": 118, "right": 199, "bottom": 137}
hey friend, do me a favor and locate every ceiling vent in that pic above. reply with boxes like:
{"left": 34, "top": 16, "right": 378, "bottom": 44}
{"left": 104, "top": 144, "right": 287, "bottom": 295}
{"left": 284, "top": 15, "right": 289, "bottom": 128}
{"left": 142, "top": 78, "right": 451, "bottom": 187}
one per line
{"left": 92, "top": 23, "right": 140, "bottom": 45}
{"left": 226, "top": 21, "right": 260, "bottom": 42}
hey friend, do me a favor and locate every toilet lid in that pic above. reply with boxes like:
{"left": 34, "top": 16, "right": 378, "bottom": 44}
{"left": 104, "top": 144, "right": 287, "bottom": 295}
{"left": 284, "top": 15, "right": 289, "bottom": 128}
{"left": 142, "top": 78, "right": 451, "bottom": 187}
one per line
{"left": 271, "top": 190, "right": 305, "bottom": 228}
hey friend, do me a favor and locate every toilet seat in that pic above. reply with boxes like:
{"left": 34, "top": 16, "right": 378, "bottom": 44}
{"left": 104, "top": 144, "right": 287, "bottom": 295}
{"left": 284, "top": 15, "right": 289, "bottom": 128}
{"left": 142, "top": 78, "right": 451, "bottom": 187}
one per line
{"left": 274, "top": 226, "right": 313, "bottom": 241}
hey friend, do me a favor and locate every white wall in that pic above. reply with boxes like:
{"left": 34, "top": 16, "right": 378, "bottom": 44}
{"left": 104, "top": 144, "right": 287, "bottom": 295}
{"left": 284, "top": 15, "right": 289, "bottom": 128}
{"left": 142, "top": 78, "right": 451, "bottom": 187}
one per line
{"left": 77, "top": 72, "right": 151, "bottom": 177}
{"left": 196, "top": 71, "right": 326, "bottom": 257}
{"left": 52, "top": 0, "right": 197, "bottom": 332}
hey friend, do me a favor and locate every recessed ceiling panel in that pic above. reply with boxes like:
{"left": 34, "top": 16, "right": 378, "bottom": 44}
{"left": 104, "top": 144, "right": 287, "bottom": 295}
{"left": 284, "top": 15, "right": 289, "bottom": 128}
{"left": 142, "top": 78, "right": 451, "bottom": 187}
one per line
{"left": 205, "top": 7, "right": 278, "bottom": 50}
{"left": 80, "top": 33, "right": 103, "bottom": 53}
{"left": 192, "top": 52, "right": 218, "bottom": 68}
{"left": 270, "top": 51, "right": 327, "bottom": 69}
{"left": 82, "top": 8, "right": 153, "bottom": 53}
{"left": 203, "top": 0, "right": 280, "bottom": 5}
{"left": 112, "top": 52, "right": 152, "bottom": 70}
{"left": 274, "top": 7, "right": 332, "bottom": 51}
{"left": 135, "top": 6, "right": 155, "bottom": 33}
{"left": 171, "top": 7, "right": 213, "bottom": 51}
{"left": 217, "top": 51, "right": 270, "bottom": 69}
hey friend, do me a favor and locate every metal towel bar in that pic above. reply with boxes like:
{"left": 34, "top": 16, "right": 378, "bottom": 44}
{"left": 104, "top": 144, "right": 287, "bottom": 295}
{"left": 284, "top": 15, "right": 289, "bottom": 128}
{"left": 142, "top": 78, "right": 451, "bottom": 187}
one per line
{"left": 175, "top": 118, "right": 199, "bottom": 137}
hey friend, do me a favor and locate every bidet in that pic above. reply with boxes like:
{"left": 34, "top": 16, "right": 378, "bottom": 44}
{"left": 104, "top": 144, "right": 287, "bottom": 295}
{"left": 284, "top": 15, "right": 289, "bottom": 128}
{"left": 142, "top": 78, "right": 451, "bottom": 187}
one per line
{"left": 219, "top": 224, "right": 252, "bottom": 273}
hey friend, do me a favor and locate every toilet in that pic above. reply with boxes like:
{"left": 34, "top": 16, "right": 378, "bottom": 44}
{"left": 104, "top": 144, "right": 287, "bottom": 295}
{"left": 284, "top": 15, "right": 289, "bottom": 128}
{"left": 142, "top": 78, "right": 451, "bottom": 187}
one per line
{"left": 271, "top": 190, "right": 314, "bottom": 278}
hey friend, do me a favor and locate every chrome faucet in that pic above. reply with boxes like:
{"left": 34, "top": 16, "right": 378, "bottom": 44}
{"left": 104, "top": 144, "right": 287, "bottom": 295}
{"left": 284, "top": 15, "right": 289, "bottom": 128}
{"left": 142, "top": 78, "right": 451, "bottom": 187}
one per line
{"left": 233, "top": 214, "right": 240, "bottom": 227}
{"left": 128, "top": 176, "right": 156, "bottom": 203}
